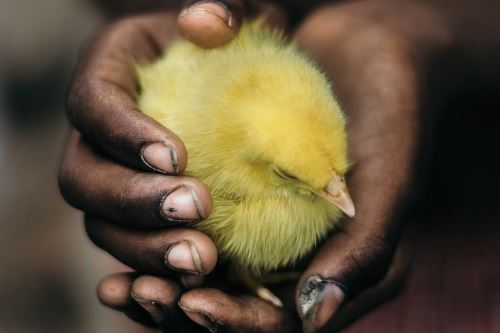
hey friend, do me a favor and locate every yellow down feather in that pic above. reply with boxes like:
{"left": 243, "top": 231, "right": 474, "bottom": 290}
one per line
{"left": 137, "top": 21, "right": 349, "bottom": 275}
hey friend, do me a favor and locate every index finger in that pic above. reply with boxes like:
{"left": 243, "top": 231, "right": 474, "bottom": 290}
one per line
{"left": 67, "top": 12, "right": 188, "bottom": 174}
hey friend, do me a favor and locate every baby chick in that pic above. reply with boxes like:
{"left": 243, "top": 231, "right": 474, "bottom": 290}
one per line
{"left": 137, "top": 20, "right": 354, "bottom": 305}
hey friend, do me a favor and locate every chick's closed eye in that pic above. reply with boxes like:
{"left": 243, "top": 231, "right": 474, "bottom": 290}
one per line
{"left": 273, "top": 166, "right": 299, "bottom": 181}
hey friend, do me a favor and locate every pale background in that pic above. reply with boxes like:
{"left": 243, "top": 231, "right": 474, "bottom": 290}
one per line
{"left": 0, "top": 1, "right": 148, "bottom": 332}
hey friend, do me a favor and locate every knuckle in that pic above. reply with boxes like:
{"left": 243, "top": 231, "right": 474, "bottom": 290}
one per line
{"left": 66, "top": 17, "right": 141, "bottom": 127}
{"left": 359, "top": 23, "right": 412, "bottom": 57}
{"left": 57, "top": 156, "right": 78, "bottom": 207}
{"left": 66, "top": 82, "right": 85, "bottom": 124}
{"left": 114, "top": 172, "right": 167, "bottom": 225}
{"left": 66, "top": 76, "right": 102, "bottom": 128}
{"left": 84, "top": 217, "right": 100, "bottom": 247}
{"left": 57, "top": 146, "right": 90, "bottom": 211}
{"left": 117, "top": 171, "right": 144, "bottom": 210}
{"left": 107, "top": 16, "right": 140, "bottom": 35}
{"left": 342, "top": 231, "right": 395, "bottom": 293}
{"left": 103, "top": 14, "right": 155, "bottom": 39}
{"left": 357, "top": 233, "right": 393, "bottom": 270}
{"left": 57, "top": 159, "right": 70, "bottom": 192}
{"left": 84, "top": 216, "right": 109, "bottom": 251}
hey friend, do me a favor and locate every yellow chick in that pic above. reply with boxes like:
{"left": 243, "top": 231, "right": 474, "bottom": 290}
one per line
{"left": 137, "top": 20, "right": 354, "bottom": 305}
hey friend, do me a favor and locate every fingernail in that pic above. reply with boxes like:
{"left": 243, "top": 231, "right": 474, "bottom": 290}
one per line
{"left": 132, "top": 295, "right": 166, "bottom": 324}
{"left": 299, "top": 276, "right": 346, "bottom": 333}
{"left": 179, "top": 305, "right": 219, "bottom": 332}
{"left": 161, "top": 186, "right": 207, "bottom": 221}
{"left": 177, "top": 1, "right": 236, "bottom": 48}
{"left": 179, "top": 1, "right": 232, "bottom": 28}
{"left": 142, "top": 142, "right": 179, "bottom": 174}
{"left": 165, "top": 240, "right": 203, "bottom": 274}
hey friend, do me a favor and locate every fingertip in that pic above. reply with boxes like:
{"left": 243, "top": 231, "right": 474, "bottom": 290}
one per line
{"left": 131, "top": 275, "right": 182, "bottom": 307}
{"left": 183, "top": 178, "right": 213, "bottom": 220}
{"left": 315, "top": 284, "right": 345, "bottom": 329}
{"left": 160, "top": 179, "right": 212, "bottom": 223}
{"left": 298, "top": 276, "right": 345, "bottom": 332}
{"left": 178, "top": 288, "right": 222, "bottom": 329}
{"left": 179, "top": 302, "right": 217, "bottom": 331}
{"left": 97, "top": 273, "right": 135, "bottom": 308}
{"left": 177, "top": 1, "right": 241, "bottom": 48}
{"left": 186, "top": 231, "right": 218, "bottom": 274}
{"left": 180, "top": 288, "right": 290, "bottom": 332}
{"left": 162, "top": 230, "right": 217, "bottom": 275}
{"left": 142, "top": 139, "right": 188, "bottom": 175}
{"left": 179, "top": 288, "right": 220, "bottom": 309}
{"left": 130, "top": 276, "right": 182, "bottom": 324}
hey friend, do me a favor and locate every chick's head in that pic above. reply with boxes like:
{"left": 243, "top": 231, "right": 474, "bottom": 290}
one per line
{"left": 224, "top": 55, "right": 355, "bottom": 217}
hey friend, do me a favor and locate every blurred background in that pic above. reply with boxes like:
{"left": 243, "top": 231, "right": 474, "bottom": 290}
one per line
{"left": 0, "top": 0, "right": 498, "bottom": 333}
{"left": 0, "top": 1, "right": 147, "bottom": 332}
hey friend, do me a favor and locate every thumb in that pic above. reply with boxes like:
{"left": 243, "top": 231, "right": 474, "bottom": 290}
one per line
{"left": 298, "top": 276, "right": 346, "bottom": 333}
{"left": 177, "top": 0, "right": 247, "bottom": 48}
{"left": 179, "top": 288, "right": 297, "bottom": 332}
{"left": 296, "top": 230, "right": 394, "bottom": 333}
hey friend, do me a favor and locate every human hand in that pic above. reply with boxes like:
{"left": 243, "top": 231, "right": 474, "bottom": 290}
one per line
{"left": 90, "top": 1, "right": 449, "bottom": 331}
{"left": 58, "top": 1, "right": 287, "bottom": 330}
{"left": 291, "top": 0, "right": 451, "bottom": 330}
{"left": 96, "top": 221, "right": 415, "bottom": 332}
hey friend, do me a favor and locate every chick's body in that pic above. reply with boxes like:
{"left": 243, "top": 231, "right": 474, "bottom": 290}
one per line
{"left": 137, "top": 22, "right": 349, "bottom": 276}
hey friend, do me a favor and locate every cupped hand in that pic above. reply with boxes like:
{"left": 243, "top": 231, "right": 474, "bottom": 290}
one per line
{"left": 90, "top": 0, "right": 448, "bottom": 331}
{"left": 58, "top": 10, "right": 221, "bottom": 288}
{"left": 58, "top": 0, "right": 288, "bottom": 330}
{"left": 293, "top": 1, "right": 450, "bottom": 329}
{"left": 96, "top": 221, "right": 415, "bottom": 332}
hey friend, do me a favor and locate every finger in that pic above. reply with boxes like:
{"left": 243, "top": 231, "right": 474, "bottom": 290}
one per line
{"left": 177, "top": 0, "right": 246, "bottom": 48}
{"left": 58, "top": 132, "right": 212, "bottom": 228}
{"left": 317, "top": 221, "right": 417, "bottom": 332}
{"left": 296, "top": 217, "right": 396, "bottom": 332}
{"left": 293, "top": 7, "right": 420, "bottom": 332}
{"left": 97, "top": 272, "right": 156, "bottom": 327}
{"left": 295, "top": 159, "right": 403, "bottom": 332}
{"left": 67, "top": 12, "right": 188, "bottom": 174}
{"left": 296, "top": 220, "right": 417, "bottom": 333}
{"left": 130, "top": 275, "right": 184, "bottom": 326}
{"left": 296, "top": 156, "right": 406, "bottom": 330}
{"left": 97, "top": 273, "right": 200, "bottom": 330}
{"left": 85, "top": 216, "right": 218, "bottom": 276}
{"left": 131, "top": 275, "right": 207, "bottom": 332}
{"left": 179, "top": 288, "right": 300, "bottom": 333}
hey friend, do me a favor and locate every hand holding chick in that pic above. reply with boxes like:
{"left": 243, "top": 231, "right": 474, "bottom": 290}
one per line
{"left": 59, "top": 1, "right": 426, "bottom": 331}
{"left": 136, "top": 21, "right": 355, "bottom": 306}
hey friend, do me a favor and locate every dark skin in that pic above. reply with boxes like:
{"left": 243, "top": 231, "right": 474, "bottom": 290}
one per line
{"left": 59, "top": 0, "right": 500, "bottom": 331}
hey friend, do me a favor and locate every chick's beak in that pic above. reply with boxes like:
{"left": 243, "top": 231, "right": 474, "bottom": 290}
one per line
{"left": 320, "top": 175, "right": 355, "bottom": 218}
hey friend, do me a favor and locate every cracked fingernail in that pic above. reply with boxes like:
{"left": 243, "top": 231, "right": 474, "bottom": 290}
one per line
{"left": 142, "top": 142, "right": 178, "bottom": 174}
{"left": 162, "top": 186, "right": 206, "bottom": 221}
{"left": 165, "top": 240, "right": 203, "bottom": 274}
{"left": 299, "top": 276, "right": 346, "bottom": 333}
{"left": 132, "top": 295, "right": 166, "bottom": 324}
